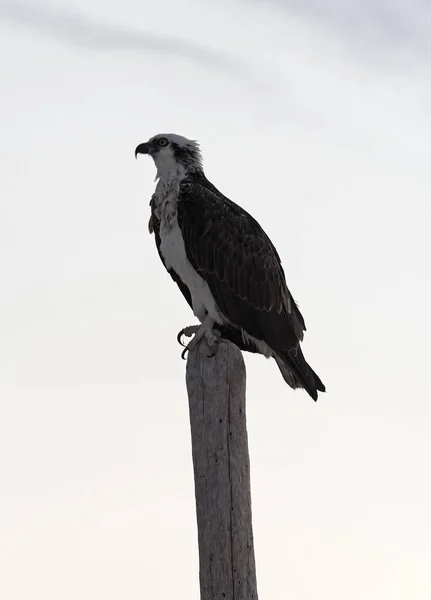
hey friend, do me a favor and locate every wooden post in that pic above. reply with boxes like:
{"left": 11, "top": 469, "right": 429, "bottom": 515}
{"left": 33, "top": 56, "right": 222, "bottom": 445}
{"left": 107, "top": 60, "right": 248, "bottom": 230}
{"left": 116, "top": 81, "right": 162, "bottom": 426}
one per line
{"left": 186, "top": 338, "right": 258, "bottom": 600}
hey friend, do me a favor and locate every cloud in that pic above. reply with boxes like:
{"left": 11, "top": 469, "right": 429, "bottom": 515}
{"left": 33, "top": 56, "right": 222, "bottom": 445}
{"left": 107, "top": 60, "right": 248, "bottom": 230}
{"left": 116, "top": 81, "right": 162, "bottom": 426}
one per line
{"left": 249, "top": 0, "right": 431, "bottom": 69}
{"left": 0, "top": 2, "right": 253, "bottom": 78}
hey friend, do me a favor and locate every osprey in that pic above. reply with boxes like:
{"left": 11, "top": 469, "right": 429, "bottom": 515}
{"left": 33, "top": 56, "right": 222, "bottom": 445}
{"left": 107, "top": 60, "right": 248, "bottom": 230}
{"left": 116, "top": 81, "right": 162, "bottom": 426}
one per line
{"left": 135, "top": 133, "right": 325, "bottom": 401}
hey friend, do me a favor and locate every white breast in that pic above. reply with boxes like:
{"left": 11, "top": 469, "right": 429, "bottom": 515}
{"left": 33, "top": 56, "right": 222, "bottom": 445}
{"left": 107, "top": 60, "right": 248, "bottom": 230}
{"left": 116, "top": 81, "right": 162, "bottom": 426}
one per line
{"left": 160, "top": 219, "right": 223, "bottom": 324}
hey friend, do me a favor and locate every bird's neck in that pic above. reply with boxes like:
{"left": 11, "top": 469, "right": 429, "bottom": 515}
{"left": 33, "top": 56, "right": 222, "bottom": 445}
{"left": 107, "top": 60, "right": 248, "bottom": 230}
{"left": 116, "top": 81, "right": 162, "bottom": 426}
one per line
{"left": 154, "top": 153, "right": 187, "bottom": 182}
{"left": 154, "top": 161, "right": 204, "bottom": 206}
{"left": 155, "top": 166, "right": 185, "bottom": 201}
{"left": 153, "top": 165, "right": 184, "bottom": 220}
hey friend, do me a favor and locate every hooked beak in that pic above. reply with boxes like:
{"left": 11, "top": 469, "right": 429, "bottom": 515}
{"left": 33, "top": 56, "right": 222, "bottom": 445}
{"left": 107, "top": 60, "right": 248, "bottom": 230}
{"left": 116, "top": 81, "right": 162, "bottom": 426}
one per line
{"left": 135, "top": 142, "right": 150, "bottom": 159}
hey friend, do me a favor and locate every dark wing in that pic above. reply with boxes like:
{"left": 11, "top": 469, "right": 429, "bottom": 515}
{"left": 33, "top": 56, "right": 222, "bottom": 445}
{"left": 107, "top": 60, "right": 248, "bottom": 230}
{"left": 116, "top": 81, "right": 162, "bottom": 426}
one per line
{"left": 177, "top": 174, "right": 325, "bottom": 401}
{"left": 177, "top": 175, "right": 307, "bottom": 351}
{"left": 149, "top": 194, "right": 260, "bottom": 354}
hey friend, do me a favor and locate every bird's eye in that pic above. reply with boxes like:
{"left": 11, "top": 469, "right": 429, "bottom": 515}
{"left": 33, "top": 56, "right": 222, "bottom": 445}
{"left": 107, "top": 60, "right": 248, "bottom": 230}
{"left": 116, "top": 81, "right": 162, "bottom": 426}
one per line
{"left": 158, "top": 138, "right": 168, "bottom": 147}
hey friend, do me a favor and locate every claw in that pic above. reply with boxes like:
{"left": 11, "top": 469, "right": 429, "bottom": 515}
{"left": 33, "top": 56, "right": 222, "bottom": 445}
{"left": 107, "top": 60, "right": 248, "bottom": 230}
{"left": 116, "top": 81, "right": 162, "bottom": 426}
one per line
{"left": 178, "top": 325, "right": 199, "bottom": 358}
{"left": 177, "top": 329, "right": 186, "bottom": 347}
{"left": 177, "top": 325, "right": 200, "bottom": 353}
{"left": 176, "top": 319, "right": 216, "bottom": 360}
{"left": 207, "top": 341, "right": 219, "bottom": 357}
{"left": 205, "top": 329, "right": 221, "bottom": 357}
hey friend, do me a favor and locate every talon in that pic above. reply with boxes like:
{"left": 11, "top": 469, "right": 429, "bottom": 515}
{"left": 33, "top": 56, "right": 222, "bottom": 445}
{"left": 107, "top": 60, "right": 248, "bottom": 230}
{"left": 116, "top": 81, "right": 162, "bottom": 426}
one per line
{"left": 207, "top": 343, "right": 218, "bottom": 357}
{"left": 205, "top": 330, "right": 221, "bottom": 356}
{"left": 177, "top": 319, "right": 216, "bottom": 360}
{"left": 177, "top": 325, "right": 200, "bottom": 355}
{"left": 177, "top": 329, "right": 186, "bottom": 347}
{"left": 205, "top": 328, "right": 221, "bottom": 346}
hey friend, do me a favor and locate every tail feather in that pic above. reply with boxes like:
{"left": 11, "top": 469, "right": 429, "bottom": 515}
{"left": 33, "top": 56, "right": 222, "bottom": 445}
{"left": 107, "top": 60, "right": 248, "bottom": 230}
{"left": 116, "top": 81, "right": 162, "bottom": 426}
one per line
{"left": 274, "top": 346, "right": 325, "bottom": 402}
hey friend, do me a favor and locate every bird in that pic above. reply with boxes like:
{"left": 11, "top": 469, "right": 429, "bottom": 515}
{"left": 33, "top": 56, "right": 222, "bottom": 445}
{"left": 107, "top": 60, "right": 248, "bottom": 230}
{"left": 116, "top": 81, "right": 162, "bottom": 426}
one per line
{"left": 135, "top": 133, "right": 325, "bottom": 401}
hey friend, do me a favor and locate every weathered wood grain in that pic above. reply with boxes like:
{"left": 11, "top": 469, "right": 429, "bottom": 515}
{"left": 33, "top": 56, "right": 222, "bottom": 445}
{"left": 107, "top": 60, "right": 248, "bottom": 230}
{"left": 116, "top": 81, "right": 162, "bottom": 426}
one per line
{"left": 186, "top": 339, "right": 258, "bottom": 600}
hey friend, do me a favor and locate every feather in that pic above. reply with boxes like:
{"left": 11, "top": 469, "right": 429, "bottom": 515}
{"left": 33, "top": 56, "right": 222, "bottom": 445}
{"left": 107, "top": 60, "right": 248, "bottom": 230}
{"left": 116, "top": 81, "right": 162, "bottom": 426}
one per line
{"left": 148, "top": 161, "right": 324, "bottom": 401}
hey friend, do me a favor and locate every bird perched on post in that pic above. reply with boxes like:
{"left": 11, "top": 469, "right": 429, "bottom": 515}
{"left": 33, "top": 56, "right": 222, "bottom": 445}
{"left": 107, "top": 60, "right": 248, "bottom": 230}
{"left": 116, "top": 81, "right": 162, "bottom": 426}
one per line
{"left": 135, "top": 133, "right": 325, "bottom": 401}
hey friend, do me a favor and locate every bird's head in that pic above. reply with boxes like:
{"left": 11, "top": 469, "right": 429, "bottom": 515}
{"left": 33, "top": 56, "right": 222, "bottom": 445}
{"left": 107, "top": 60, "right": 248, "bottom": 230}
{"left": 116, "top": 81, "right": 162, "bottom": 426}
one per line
{"left": 135, "top": 133, "right": 203, "bottom": 179}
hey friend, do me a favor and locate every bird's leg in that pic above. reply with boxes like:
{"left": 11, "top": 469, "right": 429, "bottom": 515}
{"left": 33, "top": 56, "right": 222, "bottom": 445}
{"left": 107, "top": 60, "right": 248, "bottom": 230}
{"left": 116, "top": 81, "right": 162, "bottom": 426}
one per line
{"left": 177, "top": 317, "right": 220, "bottom": 359}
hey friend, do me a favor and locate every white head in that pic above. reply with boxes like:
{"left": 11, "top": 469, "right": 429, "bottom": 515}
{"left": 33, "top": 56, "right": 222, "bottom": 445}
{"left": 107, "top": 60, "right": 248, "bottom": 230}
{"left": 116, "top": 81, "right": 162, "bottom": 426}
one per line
{"left": 135, "top": 133, "right": 203, "bottom": 180}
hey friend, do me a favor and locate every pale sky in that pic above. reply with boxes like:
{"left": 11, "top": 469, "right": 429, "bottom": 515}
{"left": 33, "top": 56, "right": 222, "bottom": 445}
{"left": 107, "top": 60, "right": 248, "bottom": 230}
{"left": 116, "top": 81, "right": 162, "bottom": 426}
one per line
{"left": 1, "top": 1, "right": 431, "bottom": 599}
